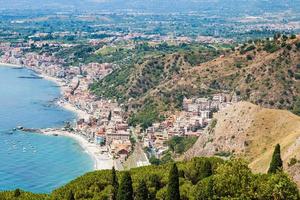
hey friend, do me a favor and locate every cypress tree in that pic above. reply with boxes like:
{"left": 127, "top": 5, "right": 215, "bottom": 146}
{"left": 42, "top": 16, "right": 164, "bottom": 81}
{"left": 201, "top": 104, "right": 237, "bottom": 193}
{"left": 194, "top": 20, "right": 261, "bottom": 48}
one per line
{"left": 167, "top": 163, "right": 180, "bottom": 200}
{"left": 203, "top": 160, "right": 212, "bottom": 178}
{"left": 135, "top": 180, "right": 149, "bottom": 200}
{"left": 67, "top": 190, "right": 75, "bottom": 200}
{"left": 108, "top": 111, "right": 112, "bottom": 121}
{"left": 14, "top": 188, "right": 21, "bottom": 197}
{"left": 112, "top": 167, "right": 119, "bottom": 200}
{"left": 268, "top": 144, "right": 283, "bottom": 174}
{"left": 207, "top": 177, "right": 214, "bottom": 199}
{"left": 117, "top": 171, "right": 133, "bottom": 200}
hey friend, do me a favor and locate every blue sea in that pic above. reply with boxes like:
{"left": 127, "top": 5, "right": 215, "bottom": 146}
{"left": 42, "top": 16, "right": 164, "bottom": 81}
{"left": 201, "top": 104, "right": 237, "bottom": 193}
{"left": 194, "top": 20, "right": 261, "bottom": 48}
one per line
{"left": 0, "top": 66, "right": 93, "bottom": 193}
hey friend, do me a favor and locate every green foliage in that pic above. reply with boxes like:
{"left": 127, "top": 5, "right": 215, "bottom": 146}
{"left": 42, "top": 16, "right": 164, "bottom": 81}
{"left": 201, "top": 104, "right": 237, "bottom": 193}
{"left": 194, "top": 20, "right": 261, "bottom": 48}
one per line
{"left": 288, "top": 157, "right": 298, "bottom": 167}
{"left": 135, "top": 180, "right": 149, "bottom": 200}
{"left": 263, "top": 41, "right": 279, "bottom": 53}
{"left": 0, "top": 190, "right": 48, "bottom": 200}
{"left": 160, "top": 152, "right": 174, "bottom": 164}
{"left": 184, "top": 157, "right": 222, "bottom": 185}
{"left": 290, "top": 34, "right": 297, "bottom": 39}
{"left": 117, "top": 171, "right": 133, "bottom": 200}
{"left": 108, "top": 111, "right": 112, "bottom": 121}
{"left": 14, "top": 189, "right": 21, "bottom": 198}
{"left": 209, "top": 119, "right": 217, "bottom": 130}
{"left": 168, "top": 136, "right": 198, "bottom": 154}
{"left": 194, "top": 177, "right": 214, "bottom": 200}
{"left": 212, "top": 159, "right": 253, "bottom": 198}
{"left": 111, "top": 167, "right": 119, "bottom": 200}
{"left": 268, "top": 144, "right": 283, "bottom": 174}
{"left": 194, "top": 159, "right": 300, "bottom": 200}
{"left": 128, "top": 100, "right": 165, "bottom": 130}
{"left": 149, "top": 156, "right": 161, "bottom": 165}
{"left": 293, "top": 97, "right": 300, "bottom": 116}
{"left": 91, "top": 43, "right": 221, "bottom": 127}
{"left": 1, "top": 157, "right": 298, "bottom": 200}
{"left": 67, "top": 190, "right": 75, "bottom": 200}
{"left": 167, "top": 163, "right": 180, "bottom": 200}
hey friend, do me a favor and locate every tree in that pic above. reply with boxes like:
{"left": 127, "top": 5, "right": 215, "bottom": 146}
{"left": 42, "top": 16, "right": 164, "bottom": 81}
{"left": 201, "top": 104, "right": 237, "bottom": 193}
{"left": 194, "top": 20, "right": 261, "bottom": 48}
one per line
{"left": 67, "top": 190, "right": 75, "bottom": 200}
{"left": 213, "top": 159, "right": 253, "bottom": 198}
{"left": 268, "top": 144, "right": 283, "bottom": 174}
{"left": 203, "top": 160, "right": 213, "bottom": 178}
{"left": 195, "top": 177, "right": 214, "bottom": 200}
{"left": 108, "top": 111, "right": 112, "bottom": 121}
{"left": 117, "top": 171, "right": 133, "bottom": 200}
{"left": 111, "top": 167, "right": 119, "bottom": 200}
{"left": 14, "top": 188, "right": 21, "bottom": 197}
{"left": 135, "top": 180, "right": 149, "bottom": 200}
{"left": 167, "top": 163, "right": 180, "bottom": 200}
{"left": 149, "top": 156, "right": 161, "bottom": 165}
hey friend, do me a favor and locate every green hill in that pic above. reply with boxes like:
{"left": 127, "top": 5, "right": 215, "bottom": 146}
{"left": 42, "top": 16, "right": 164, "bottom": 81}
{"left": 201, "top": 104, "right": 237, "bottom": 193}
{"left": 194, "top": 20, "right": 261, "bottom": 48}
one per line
{"left": 91, "top": 35, "right": 300, "bottom": 129}
{"left": 90, "top": 43, "right": 222, "bottom": 129}
{"left": 1, "top": 157, "right": 299, "bottom": 200}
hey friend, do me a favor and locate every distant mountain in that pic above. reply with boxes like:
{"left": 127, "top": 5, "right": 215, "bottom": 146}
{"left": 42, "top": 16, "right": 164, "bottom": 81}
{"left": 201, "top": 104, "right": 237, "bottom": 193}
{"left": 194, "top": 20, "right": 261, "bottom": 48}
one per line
{"left": 2, "top": 0, "right": 300, "bottom": 15}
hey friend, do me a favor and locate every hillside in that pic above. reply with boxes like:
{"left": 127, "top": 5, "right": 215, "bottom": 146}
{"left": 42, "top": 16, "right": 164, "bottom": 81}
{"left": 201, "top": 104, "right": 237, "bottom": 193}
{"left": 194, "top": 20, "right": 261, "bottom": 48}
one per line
{"left": 1, "top": 157, "right": 299, "bottom": 199}
{"left": 91, "top": 43, "right": 222, "bottom": 128}
{"left": 185, "top": 101, "right": 300, "bottom": 186}
{"left": 154, "top": 35, "right": 300, "bottom": 111}
{"left": 92, "top": 35, "right": 300, "bottom": 128}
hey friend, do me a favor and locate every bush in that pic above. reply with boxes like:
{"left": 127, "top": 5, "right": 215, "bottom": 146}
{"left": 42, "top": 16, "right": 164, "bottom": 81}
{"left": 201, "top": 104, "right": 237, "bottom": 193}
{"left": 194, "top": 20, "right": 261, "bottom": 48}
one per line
{"left": 194, "top": 159, "right": 300, "bottom": 200}
{"left": 263, "top": 42, "right": 279, "bottom": 53}
{"left": 292, "top": 97, "right": 300, "bottom": 116}
{"left": 288, "top": 157, "right": 298, "bottom": 167}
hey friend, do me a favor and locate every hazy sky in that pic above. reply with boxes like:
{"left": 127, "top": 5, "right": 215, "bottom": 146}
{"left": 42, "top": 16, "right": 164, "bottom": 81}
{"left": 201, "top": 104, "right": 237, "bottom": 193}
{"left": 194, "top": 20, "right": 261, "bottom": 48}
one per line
{"left": 1, "top": 0, "right": 299, "bottom": 14}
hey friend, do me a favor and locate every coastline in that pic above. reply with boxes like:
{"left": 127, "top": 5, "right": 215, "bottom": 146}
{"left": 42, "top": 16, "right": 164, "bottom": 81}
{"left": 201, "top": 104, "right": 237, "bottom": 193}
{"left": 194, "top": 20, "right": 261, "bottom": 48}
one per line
{"left": 41, "top": 129, "right": 113, "bottom": 170}
{"left": 1, "top": 62, "right": 113, "bottom": 171}
{"left": 0, "top": 62, "right": 23, "bottom": 68}
{"left": 39, "top": 73, "right": 91, "bottom": 120}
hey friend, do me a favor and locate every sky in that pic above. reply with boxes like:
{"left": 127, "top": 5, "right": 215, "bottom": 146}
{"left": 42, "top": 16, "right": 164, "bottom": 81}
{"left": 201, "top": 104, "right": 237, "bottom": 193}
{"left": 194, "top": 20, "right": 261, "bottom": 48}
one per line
{"left": 0, "top": 0, "right": 299, "bottom": 14}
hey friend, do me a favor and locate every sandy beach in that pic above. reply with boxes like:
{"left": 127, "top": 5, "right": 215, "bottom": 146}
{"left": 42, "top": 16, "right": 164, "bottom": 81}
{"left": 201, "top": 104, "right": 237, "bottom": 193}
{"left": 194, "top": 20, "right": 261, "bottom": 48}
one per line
{"left": 38, "top": 74, "right": 114, "bottom": 170}
{"left": 1, "top": 62, "right": 114, "bottom": 171}
{"left": 0, "top": 62, "right": 23, "bottom": 68}
{"left": 41, "top": 129, "right": 113, "bottom": 170}
{"left": 38, "top": 72, "right": 91, "bottom": 120}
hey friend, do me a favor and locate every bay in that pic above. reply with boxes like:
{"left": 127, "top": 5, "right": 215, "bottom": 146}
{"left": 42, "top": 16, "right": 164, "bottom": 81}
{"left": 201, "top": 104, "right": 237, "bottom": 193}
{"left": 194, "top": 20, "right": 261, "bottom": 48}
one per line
{"left": 0, "top": 66, "right": 93, "bottom": 193}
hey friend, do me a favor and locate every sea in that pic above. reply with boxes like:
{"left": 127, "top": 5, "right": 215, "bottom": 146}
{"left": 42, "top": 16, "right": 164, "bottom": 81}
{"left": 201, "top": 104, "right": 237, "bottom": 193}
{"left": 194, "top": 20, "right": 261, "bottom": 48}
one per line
{"left": 0, "top": 66, "right": 93, "bottom": 193}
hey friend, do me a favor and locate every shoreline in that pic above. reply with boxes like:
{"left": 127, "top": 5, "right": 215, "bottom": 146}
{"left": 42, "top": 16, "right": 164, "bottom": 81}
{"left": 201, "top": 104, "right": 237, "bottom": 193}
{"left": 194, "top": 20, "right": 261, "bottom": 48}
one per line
{"left": 41, "top": 129, "right": 113, "bottom": 170}
{"left": 0, "top": 62, "right": 23, "bottom": 68}
{"left": 39, "top": 73, "right": 91, "bottom": 120}
{"left": 1, "top": 62, "right": 113, "bottom": 171}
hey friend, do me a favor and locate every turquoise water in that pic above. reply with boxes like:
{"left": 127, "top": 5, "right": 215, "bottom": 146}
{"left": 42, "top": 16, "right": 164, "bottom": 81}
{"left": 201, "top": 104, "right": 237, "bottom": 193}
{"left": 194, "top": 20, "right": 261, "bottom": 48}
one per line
{"left": 0, "top": 66, "right": 93, "bottom": 193}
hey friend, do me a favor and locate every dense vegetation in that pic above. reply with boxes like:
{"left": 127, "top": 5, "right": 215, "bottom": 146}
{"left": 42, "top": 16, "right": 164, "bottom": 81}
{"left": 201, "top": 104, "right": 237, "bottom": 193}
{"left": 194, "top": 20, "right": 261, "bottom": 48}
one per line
{"left": 1, "top": 156, "right": 299, "bottom": 200}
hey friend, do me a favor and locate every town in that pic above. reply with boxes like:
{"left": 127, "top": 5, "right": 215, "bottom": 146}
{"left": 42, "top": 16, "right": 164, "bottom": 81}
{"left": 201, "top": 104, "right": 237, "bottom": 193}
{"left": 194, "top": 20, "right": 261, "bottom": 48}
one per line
{"left": 1, "top": 39, "right": 241, "bottom": 168}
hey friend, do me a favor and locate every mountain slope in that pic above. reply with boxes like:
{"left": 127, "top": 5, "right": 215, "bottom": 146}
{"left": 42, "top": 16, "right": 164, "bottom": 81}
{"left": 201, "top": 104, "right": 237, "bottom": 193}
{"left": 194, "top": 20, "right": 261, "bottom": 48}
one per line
{"left": 135, "top": 36, "right": 300, "bottom": 126}
{"left": 158, "top": 35, "right": 300, "bottom": 110}
{"left": 91, "top": 35, "right": 300, "bottom": 128}
{"left": 185, "top": 101, "right": 300, "bottom": 186}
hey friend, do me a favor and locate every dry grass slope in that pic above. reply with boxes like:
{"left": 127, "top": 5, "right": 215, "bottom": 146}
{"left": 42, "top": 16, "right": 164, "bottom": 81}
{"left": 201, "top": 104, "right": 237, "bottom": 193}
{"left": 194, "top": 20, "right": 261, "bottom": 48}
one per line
{"left": 185, "top": 101, "right": 300, "bottom": 186}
